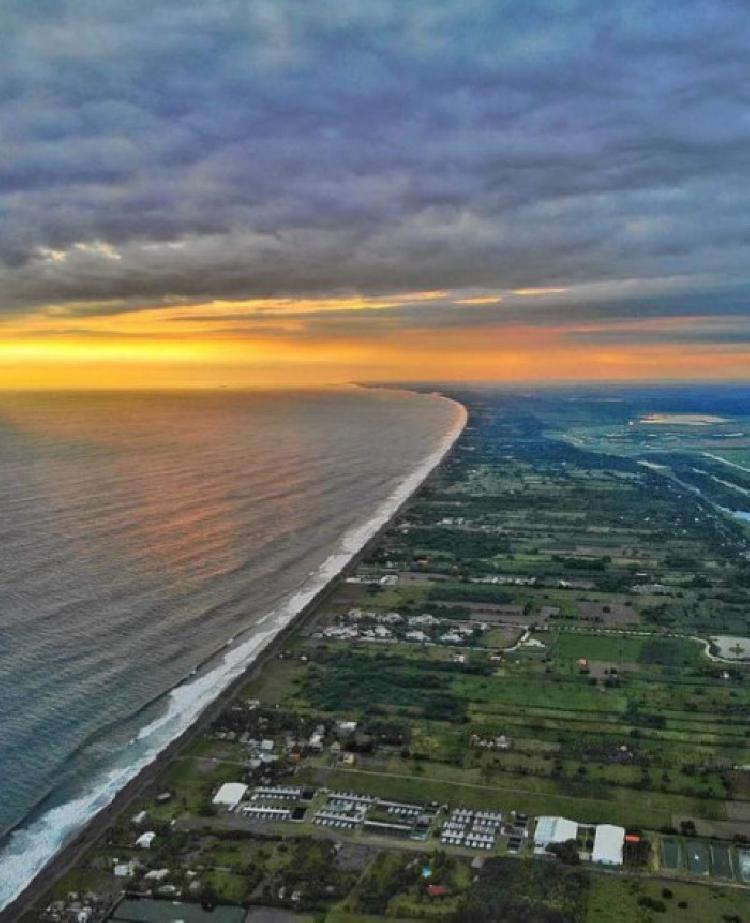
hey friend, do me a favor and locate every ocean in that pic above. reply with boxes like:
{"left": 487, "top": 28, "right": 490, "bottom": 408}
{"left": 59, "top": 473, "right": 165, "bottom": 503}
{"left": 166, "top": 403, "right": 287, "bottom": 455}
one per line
{"left": 0, "top": 386, "right": 464, "bottom": 909}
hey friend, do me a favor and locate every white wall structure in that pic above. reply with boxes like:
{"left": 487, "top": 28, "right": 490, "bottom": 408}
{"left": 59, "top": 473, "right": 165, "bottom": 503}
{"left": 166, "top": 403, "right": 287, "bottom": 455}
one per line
{"left": 592, "top": 824, "right": 625, "bottom": 865}
{"left": 533, "top": 815, "right": 578, "bottom": 847}
{"left": 212, "top": 782, "right": 248, "bottom": 809}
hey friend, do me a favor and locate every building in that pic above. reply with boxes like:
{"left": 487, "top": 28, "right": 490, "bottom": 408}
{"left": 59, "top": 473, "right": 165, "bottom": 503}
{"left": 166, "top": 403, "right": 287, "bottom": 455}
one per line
{"left": 252, "top": 785, "right": 302, "bottom": 801}
{"left": 592, "top": 824, "right": 625, "bottom": 866}
{"left": 533, "top": 816, "right": 578, "bottom": 848}
{"left": 406, "top": 630, "right": 429, "bottom": 642}
{"left": 212, "top": 782, "right": 248, "bottom": 809}
{"left": 427, "top": 884, "right": 449, "bottom": 898}
{"left": 144, "top": 868, "right": 170, "bottom": 882}
{"left": 238, "top": 805, "right": 291, "bottom": 822}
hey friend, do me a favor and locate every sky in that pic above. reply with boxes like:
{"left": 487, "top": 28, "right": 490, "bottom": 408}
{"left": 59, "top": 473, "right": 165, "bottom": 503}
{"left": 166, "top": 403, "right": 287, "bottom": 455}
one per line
{"left": 1, "top": 0, "right": 749, "bottom": 389}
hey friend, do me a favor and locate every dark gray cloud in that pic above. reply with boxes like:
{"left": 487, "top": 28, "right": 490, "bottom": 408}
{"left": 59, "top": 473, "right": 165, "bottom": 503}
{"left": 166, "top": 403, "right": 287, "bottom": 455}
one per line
{"left": 1, "top": 0, "right": 749, "bottom": 336}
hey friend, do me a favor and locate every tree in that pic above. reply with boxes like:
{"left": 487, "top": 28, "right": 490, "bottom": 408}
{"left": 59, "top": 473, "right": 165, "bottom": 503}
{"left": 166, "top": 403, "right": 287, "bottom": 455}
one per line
{"left": 201, "top": 882, "right": 218, "bottom": 910}
{"left": 547, "top": 839, "right": 580, "bottom": 865}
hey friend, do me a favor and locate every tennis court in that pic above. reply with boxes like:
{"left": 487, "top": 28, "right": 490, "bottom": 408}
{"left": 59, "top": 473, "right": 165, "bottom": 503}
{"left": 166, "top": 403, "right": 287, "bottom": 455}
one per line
{"left": 661, "top": 837, "right": 682, "bottom": 870}
{"left": 710, "top": 842, "right": 734, "bottom": 878}
{"left": 685, "top": 839, "right": 710, "bottom": 875}
{"left": 738, "top": 850, "right": 750, "bottom": 884}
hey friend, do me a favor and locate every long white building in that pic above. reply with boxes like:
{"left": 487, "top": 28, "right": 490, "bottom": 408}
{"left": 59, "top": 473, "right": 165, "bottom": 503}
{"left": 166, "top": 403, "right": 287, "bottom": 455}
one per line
{"left": 533, "top": 815, "right": 578, "bottom": 848}
{"left": 592, "top": 824, "right": 625, "bottom": 866}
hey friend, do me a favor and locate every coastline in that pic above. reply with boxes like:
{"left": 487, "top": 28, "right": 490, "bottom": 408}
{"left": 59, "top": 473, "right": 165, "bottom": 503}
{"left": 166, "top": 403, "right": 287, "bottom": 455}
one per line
{"left": 2, "top": 390, "right": 467, "bottom": 922}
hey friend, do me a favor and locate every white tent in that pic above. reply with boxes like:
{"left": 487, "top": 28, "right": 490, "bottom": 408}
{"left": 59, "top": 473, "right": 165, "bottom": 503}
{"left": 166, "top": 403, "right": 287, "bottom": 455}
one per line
{"left": 592, "top": 824, "right": 625, "bottom": 865}
{"left": 533, "top": 815, "right": 578, "bottom": 847}
{"left": 212, "top": 782, "right": 248, "bottom": 809}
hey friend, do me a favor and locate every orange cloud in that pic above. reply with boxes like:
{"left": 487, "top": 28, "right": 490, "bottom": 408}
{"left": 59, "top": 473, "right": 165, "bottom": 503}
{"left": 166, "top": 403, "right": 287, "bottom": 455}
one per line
{"left": 512, "top": 287, "right": 569, "bottom": 296}
{"left": 1, "top": 291, "right": 748, "bottom": 389}
{"left": 455, "top": 295, "right": 504, "bottom": 305}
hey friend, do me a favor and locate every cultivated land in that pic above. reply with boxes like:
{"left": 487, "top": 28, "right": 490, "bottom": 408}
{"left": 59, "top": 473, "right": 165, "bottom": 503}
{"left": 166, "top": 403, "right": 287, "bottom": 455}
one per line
{"left": 14, "top": 388, "right": 750, "bottom": 923}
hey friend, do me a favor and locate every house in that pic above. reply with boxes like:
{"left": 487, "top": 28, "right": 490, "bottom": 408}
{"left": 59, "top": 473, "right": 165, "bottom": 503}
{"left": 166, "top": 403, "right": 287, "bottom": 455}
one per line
{"left": 592, "top": 824, "right": 625, "bottom": 866}
{"left": 631, "top": 583, "right": 670, "bottom": 595}
{"left": 323, "top": 626, "right": 358, "bottom": 639}
{"left": 381, "top": 611, "right": 403, "bottom": 623}
{"left": 409, "top": 614, "right": 441, "bottom": 627}
{"left": 212, "top": 782, "right": 248, "bottom": 809}
{"left": 135, "top": 831, "right": 156, "bottom": 849}
{"left": 335, "top": 720, "right": 358, "bottom": 736}
{"left": 156, "top": 885, "right": 178, "bottom": 897}
{"left": 533, "top": 816, "right": 578, "bottom": 848}
{"left": 144, "top": 868, "right": 170, "bottom": 882}
{"left": 406, "top": 630, "right": 429, "bottom": 642}
{"left": 440, "top": 632, "right": 464, "bottom": 644}
{"left": 427, "top": 885, "right": 449, "bottom": 898}
{"left": 131, "top": 810, "right": 147, "bottom": 826}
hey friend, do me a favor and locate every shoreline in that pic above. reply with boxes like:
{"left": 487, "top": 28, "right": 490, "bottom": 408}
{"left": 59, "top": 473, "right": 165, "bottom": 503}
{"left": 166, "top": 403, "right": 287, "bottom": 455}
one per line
{"left": 2, "top": 391, "right": 468, "bottom": 922}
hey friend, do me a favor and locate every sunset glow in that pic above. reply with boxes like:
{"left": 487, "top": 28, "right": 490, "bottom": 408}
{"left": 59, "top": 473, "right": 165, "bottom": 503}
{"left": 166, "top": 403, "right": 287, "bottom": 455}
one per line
{"left": 2, "top": 290, "right": 748, "bottom": 389}
{"left": 1, "top": 1, "right": 748, "bottom": 390}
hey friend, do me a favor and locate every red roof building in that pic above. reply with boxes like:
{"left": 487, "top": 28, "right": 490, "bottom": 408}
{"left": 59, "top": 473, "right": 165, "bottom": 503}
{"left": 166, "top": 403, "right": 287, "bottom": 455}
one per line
{"left": 427, "top": 885, "right": 449, "bottom": 898}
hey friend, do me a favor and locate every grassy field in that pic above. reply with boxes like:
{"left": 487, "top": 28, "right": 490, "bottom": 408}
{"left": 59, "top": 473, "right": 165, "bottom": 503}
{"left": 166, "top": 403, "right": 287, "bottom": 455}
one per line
{"left": 586, "top": 873, "right": 750, "bottom": 922}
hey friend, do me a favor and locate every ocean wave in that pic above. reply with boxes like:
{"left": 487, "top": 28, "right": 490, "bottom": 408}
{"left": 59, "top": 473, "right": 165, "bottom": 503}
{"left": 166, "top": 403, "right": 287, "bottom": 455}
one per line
{"left": 0, "top": 392, "right": 466, "bottom": 912}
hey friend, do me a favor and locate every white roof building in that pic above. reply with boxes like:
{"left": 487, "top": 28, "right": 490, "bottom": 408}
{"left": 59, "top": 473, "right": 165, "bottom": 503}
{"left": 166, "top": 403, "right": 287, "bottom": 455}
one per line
{"left": 135, "top": 831, "right": 156, "bottom": 849}
{"left": 592, "top": 824, "right": 625, "bottom": 866}
{"left": 144, "top": 868, "right": 170, "bottom": 882}
{"left": 533, "top": 816, "right": 578, "bottom": 848}
{"left": 212, "top": 782, "right": 248, "bottom": 809}
{"left": 406, "top": 630, "right": 429, "bottom": 642}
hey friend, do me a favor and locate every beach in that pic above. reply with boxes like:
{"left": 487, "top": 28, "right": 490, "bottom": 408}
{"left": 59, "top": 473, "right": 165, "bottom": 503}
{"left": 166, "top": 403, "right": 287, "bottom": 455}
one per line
{"left": 1, "top": 392, "right": 467, "bottom": 921}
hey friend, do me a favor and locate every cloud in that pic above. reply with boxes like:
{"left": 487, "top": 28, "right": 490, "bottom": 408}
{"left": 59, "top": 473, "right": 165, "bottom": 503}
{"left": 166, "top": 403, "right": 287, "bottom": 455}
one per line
{"left": 0, "top": 0, "right": 747, "bottom": 359}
